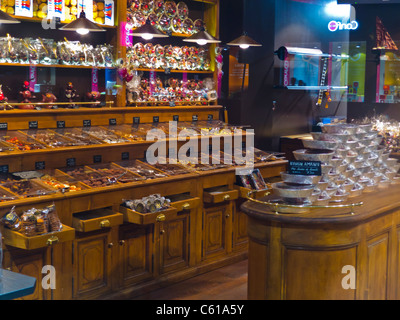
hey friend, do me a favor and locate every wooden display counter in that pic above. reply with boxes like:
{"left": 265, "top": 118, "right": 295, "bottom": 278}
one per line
{"left": 241, "top": 183, "right": 400, "bottom": 300}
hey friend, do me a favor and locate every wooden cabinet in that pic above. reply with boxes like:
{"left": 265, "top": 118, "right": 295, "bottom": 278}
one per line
{"left": 72, "top": 230, "right": 114, "bottom": 299}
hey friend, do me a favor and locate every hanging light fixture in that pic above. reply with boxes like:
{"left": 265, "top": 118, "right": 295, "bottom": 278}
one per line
{"left": 227, "top": 32, "right": 261, "bottom": 49}
{"left": 183, "top": 1, "right": 220, "bottom": 46}
{"left": 131, "top": 19, "right": 169, "bottom": 40}
{"left": 0, "top": 10, "right": 20, "bottom": 24}
{"left": 60, "top": 10, "right": 105, "bottom": 34}
{"left": 227, "top": 0, "right": 261, "bottom": 49}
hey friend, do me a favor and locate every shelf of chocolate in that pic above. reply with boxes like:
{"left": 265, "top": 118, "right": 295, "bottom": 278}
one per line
{"left": 85, "top": 163, "right": 144, "bottom": 184}
{"left": 119, "top": 204, "right": 178, "bottom": 225}
{"left": 117, "top": 160, "right": 169, "bottom": 180}
{"left": 0, "top": 131, "right": 47, "bottom": 151}
{"left": 2, "top": 224, "right": 75, "bottom": 250}
{"left": 52, "top": 128, "right": 104, "bottom": 146}
{"left": 21, "top": 129, "right": 88, "bottom": 148}
{"left": 72, "top": 208, "right": 123, "bottom": 233}
{"left": 203, "top": 185, "right": 239, "bottom": 204}
{"left": 1, "top": 179, "right": 56, "bottom": 198}
{"left": 80, "top": 127, "right": 130, "bottom": 144}
{"left": 38, "top": 169, "right": 89, "bottom": 193}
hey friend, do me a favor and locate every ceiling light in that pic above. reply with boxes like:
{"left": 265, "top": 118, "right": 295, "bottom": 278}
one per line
{"left": 227, "top": 33, "right": 262, "bottom": 49}
{"left": 60, "top": 11, "right": 105, "bottom": 34}
{"left": 131, "top": 19, "right": 169, "bottom": 39}
{"left": 183, "top": 27, "right": 221, "bottom": 45}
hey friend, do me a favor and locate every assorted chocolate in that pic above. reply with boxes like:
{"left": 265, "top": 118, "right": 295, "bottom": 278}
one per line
{"left": 1, "top": 204, "right": 62, "bottom": 237}
{"left": 122, "top": 194, "right": 171, "bottom": 214}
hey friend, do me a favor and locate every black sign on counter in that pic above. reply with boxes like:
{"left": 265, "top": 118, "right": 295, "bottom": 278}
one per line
{"left": 289, "top": 160, "right": 322, "bottom": 176}
{"left": 169, "top": 101, "right": 176, "bottom": 107}
{"left": 153, "top": 116, "right": 160, "bottom": 123}
{"left": 83, "top": 120, "right": 91, "bottom": 127}
{"left": 173, "top": 115, "right": 179, "bottom": 121}
{"left": 121, "top": 152, "right": 129, "bottom": 160}
{"left": 66, "top": 158, "right": 76, "bottom": 167}
{"left": 29, "top": 121, "right": 38, "bottom": 129}
{"left": 93, "top": 155, "right": 102, "bottom": 163}
{"left": 207, "top": 114, "right": 213, "bottom": 121}
{"left": 35, "top": 161, "right": 45, "bottom": 170}
{"left": 192, "top": 115, "right": 198, "bottom": 122}
{"left": 109, "top": 118, "right": 117, "bottom": 126}
{"left": 0, "top": 165, "right": 9, "bottom": 173}
{"left": 133, "top": 117, "right": 140, "bottom": 125}
{"left": 57, "top": 121, "right": 66, "bottom": 128}
{"left": 0, "top": 122, "right": 7, "bottom": 130}
{"left": 165, "top": 68, "right": 171, "bottom": 75}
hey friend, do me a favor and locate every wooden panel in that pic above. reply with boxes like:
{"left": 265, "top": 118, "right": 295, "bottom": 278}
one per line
{"left": 233, "top": 205, "right": 248, "bottom": 250}
{"left": 158, "top": 213, "right": 189, "bottom": 274}
{"left": 366, "top": 232, "right": 390, "bottom": 300}
{"left": 202, "top": 205, "right": 228, "bottom": 260}
{"left": 283, "top": 247, "right": 357, "bottom": 300}
{"left": 247, "top": 239, "right": 269, "bottom": 300}
{"left": 9, "top": 249, "right": 50, "bottom": 300}
{"left": 73, "top": 232, "right": 112, "bottom": 298}
{"left": 118, "top": 224, "right": 154, "bottom": 286}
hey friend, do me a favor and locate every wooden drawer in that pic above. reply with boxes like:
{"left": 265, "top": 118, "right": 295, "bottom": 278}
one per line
{"left": 203, "top": 186, "right": 239, "bottom": 204}
{"left": 72, "top": 208, "right": 123, "bottom": 232}
{"left": 234, "top": 185, "right": 270, "bottom": 200}
{"left": 2, "top": 224, "right": 75, "bottom": 250}
{"left": 119, "top": 205, "right": 178, "bottom": 225}
{"left": 167, "top": 194, "right": 201, "bottom": 211}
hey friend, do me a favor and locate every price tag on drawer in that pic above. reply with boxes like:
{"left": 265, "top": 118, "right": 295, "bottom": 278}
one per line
{"left": 0, "top": 122, "right": 7, "bottom": 130}
{"left": 35, "top": 161, "right": 45, "bottom": 170}
{"left": 93, "top": 155, "right": 102, "bottom": 163}
{"left": 109, "top": 118, "right": 117, "bottom": 126}
{"left": 29, "top": 121, "right": 38, "bottom": 129}
{"left": 57, "top": 121, "right": 66, "bottom": 128}
{"left": 0, "top": 165, "right": 9, "bottom": 173}
{"left": 66, "top": 158, "right": 76, "bottom": 167}
{"left": 289, "top": 160, "right": 321, "bottom": 176}
{"left": 121, "top": 152, "right": 129, "bottom": 160}
{"left": 153, "top": 116, "right": 160, "bottom": 123}
{"left": 173, "top": 115, "right": 179, "bottom": 121}
{"left": 83, "top": 120, "right": 91, "bottom": 127}
{"left": 192, "top": 115, "right": 198, "bottom": 122}
{"left": 207, "top": 114, "right": 213, "bottom": 121}
{"left": 133, "top": 117, "right": 140, "bottom": 125}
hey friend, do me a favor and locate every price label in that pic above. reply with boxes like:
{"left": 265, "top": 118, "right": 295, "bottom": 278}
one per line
{"left": 29, "top": 121, "right": 38, "bottom": 129}
{"left": 0, "top": 122, "right": 7, "bottom": 130}
{"left": 165, "top": 68, "right": 171, "bottom": 74}
{"left": 0, "top": 165, "right": 9, "bottom": 173}
{"left": 121, "top": 152, "right": 129, "bottom": 160}
{"left": 35, "top": 161, "right": 45, "bottom": 170}
{"left": 289, "top": 160, "right": 322, "bottom": 176}
{"left": 109, "top": 118, "right": 117, "bottom": 126}
{"left": 173, "top": 115, "right": 179, "bottom": 121}
{"left": 207, "top": 114, "right": 213, "bottom": 121}
{"left": 66, "top": 158, "right": 76, "bottom": 167}
{"left": 133, "top": 117, "right": 140, "bottom": 125}
{"left": 153, "top": 116, "right": 160, "bottom": 123}
{"left": 192, "top": 115, "right": 198, "bottom": 122}
{"left": 57, "top": 121, "right": 66, "bottom": 128}
{"left": 83, "top": 120, "right": 91, "bottom": 127}
{"left": 169, "top": 101, "right": 176, "bottom": 107}
{"left": 93, "top": 155, "right": 102, "bottom": 163}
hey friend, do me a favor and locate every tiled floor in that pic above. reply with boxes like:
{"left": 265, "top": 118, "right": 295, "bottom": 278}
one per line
{"left": 133, "top": 259, "right": 248, "bottom": 300}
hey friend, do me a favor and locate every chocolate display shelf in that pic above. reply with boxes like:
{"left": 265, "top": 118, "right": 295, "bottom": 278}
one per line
{"left": 1, "top": 179, "right": 55, "bottom": 198}
{"left": 117, "top": 160, "right": 169, "bottom": 179}
{"left": 21, "top": 129, "right": 87, "bottom": 148}
{"left": 53, "top": 127, "right": 105, "bottom": 145}
{"left": 80, "top": 127, "right": 130, "bottom": 144}
{"left": 0, "top": 131, "right": 47, "bottom": 151}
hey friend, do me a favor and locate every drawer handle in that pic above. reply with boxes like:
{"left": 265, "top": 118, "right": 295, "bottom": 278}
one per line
{"left": 223, "top": 194, "right": 231, "bottom": 201}
{"left": 100, "top": 219, "right": 111, "bottom": 228}
{"left": 182, "top": 203, "right": 191, "bottom": 210}
{"left": 47, "top": 236, "right": 59, "bottom": 246}
{"left": 156, "top": 213, "right": 166, "bottom": 222}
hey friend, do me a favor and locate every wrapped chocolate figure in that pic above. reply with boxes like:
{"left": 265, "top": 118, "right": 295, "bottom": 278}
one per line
{"left": 65, "top": 82, "right": 79, "bottom": 108}
{"left": 86, "top": 91, "right": 101, "bottom": 108}
{"left": 18, "top": 81, "right": 36, "bottom": 110}
{"left": 42, "top": 92, "right": 57, "bottom": 109}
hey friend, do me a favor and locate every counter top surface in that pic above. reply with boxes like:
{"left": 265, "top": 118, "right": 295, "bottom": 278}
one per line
{"left": 241, "top": 182, "right": 400, "bottom": 226}
{"left": 0, "top": 269, "right": 36, "bottom": 300}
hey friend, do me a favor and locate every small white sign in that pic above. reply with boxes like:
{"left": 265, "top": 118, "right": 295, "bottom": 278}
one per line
{"left": 15, "top": 0, "right": 33, "bottom": 17}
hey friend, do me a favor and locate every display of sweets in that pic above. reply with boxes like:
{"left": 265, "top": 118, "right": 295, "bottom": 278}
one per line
{"left": 122, "top": 194, "right": 171, "bottom": 213}
{"left": 1, "top": 204, "right": 62, "bottom": 237}
{"left": 127, "top": 0, "right": 205, "bottom": 35}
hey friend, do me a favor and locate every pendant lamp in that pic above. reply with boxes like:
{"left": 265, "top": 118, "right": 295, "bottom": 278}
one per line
{"left": 0, "top": 10, "right": 20, "bottom": 24}
{"left": 60, "top": 10, "right": 105, "bottom": 34}
{"left": 227, "top": 0, "right": 261, "bottom": 49}
{"left": 131, "top": 19, "right": 169, "bottom": 40}
{"left": 183, "top": 1, "right": 220, "bottom": 46}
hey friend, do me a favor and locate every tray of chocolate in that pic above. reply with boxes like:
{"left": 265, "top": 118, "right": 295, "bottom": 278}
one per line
{"left": 86, "top": 163, "right": 144, "bottom": 184}
{"left": 116, "top": 160, "right": 168, "bottom": 180}
{"left": 177, "top": 157, "right": 214, "bottom": 172}
{"left": 104, "top": 124, "right": 149, "bottom": 142}
{"left": 0, "top": 141, "right": 16, "bottom": 153}
{"left": 53, "top": 128, "right": 104, "bottom": 145}
{"left": 0, "top": 131, "right": 47, "bottom": 151}
{"left": 0, "top": 185, "right": 21, "bottom": 202}
{"left": 140, "top": 157, "right": 193, "bottom": 176}
{"left": 1, "top": 179, "right": 56, "bottom": 198}
{"left": 38, "top": 169, "right": 88, "bottom": 192}
{"left": 21, "top": 129, "right": 87, "bottom": 148}
{"left": 81, "top": 127, "right": 130, "bottom": 144}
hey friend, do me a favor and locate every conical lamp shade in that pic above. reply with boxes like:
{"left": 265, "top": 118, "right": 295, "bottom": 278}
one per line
{"left": 60, "top": 11, "right": 105, "bottom": 32}
{"left": 183, "top": 29, "right": 221, "bottom": 45}
{"left": 227, "top": 34, "right": 262, "bottom": 47}
{"left": 0, "top": 10, "right": 20, "bottom": 23}
{"left": 131, "top": 19, "right": 169, "bottom": 38}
